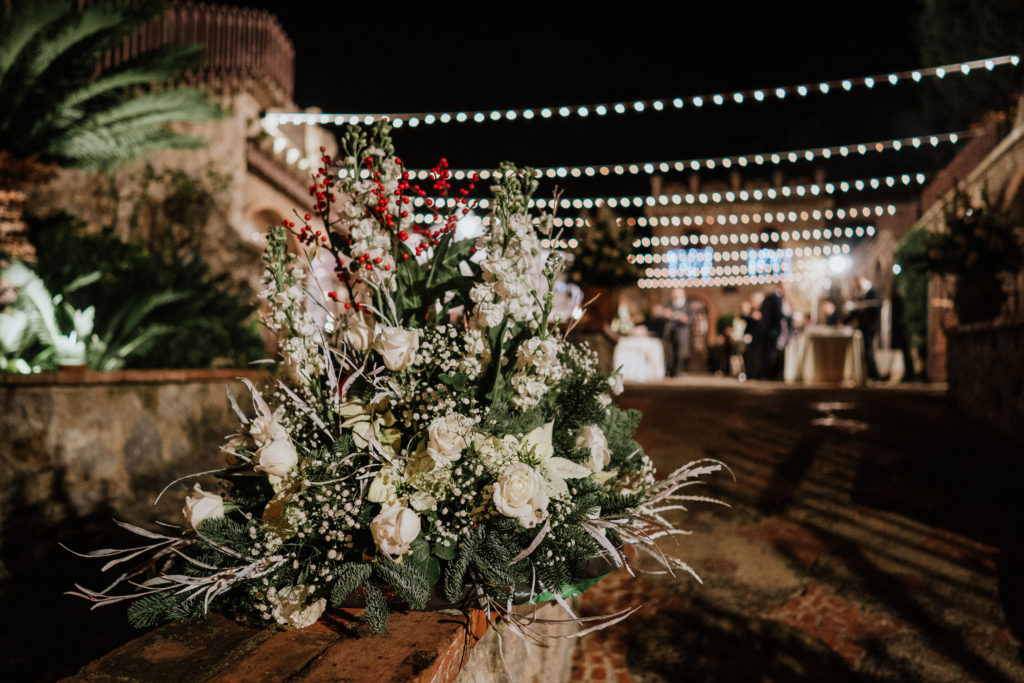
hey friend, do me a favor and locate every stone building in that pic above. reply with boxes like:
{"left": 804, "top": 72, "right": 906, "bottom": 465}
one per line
{"left": 28, "top": 1, "right": 334, "bottom": 294}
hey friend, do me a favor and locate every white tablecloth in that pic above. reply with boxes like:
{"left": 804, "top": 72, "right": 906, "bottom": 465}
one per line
{"left": 784, "top": 326, "right": 865, "bottom": 386}
{"left": 613, "top": 336, "right": 665, "bottom": 382}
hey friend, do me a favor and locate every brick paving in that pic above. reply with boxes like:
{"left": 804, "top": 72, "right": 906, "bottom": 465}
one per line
{"left": 4, "top": 379, "right": 1024, "bottom": 681}
{"left": 571, "top": 379, "right": 1024, "bottom": 682}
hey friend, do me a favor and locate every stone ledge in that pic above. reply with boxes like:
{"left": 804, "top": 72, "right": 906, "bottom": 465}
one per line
{"left": 66, "top": 608, "right": 492, "bottom": 682}
{"left": 0, "top": 367, "right": 271, "bottom": 386}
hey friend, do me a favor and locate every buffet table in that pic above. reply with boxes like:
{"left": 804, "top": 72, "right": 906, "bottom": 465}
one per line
{"left": 784, "top": 326, "right": 866, "bottom": 386}
{"left": 613, "top": 335, "right": 666, "bottom": 382}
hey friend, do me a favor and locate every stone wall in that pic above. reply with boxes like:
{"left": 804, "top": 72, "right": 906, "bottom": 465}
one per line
{"left": 0, "top": 370, "right": 267, "bottom": 580}
{"left": 946, "top": 320, "right": 1024, "bottom": 444}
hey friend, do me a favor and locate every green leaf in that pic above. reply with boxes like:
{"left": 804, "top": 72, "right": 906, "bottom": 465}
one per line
{"left": 432, "top": 543, "right": 456, "bottom": 561}
{"left": 531, "top": 574, "right": 609, "bottom": 604}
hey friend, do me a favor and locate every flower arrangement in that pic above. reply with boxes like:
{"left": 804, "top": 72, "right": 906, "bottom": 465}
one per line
{"left": 923, "top": 188, "right": 1023, "bottom": 276}
{"left": 898, "top": 187, "right": 1023, "bottom": 324}
{"left": 69, "top": 124, "right": 723, "bottom": 638}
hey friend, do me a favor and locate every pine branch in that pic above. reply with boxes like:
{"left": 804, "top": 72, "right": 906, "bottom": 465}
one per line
{"left": 361, "top": 582, "right": 389, "bottom": 635}
{"left": 373, "top": 554, "right": 429, "bottom": 610}
{"left": 329, "top": 563, "right": 372, "bottom": 607}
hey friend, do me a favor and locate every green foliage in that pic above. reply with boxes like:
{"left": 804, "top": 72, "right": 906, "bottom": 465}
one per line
{"left": 127, "top": 591, "right": 203, "bottom": 628}
{"left": 443, "top": 529, "right": 484, "bottom": 604}
{"left": 361, "top": 582, "right": 389, "bottom": 634}
{"left": 921, "top": 189, "right": 1023, "bottom": 276}
{"left": 26, "top": 212, "right": 262, "bottom": 369}
{"left": 894, "top": 228, "right": 932, "bottom": 375}
{"left": 330, "top": 563, "right": 372, "bottom": 607}
{"left": 373, "top": 554, "right": 430, "bottom": 610}
{"left": 0, "top": 0, "right": 221, "bottom": 170}
{"left": 567, "top": 206, "right": 640, "bottom": 288}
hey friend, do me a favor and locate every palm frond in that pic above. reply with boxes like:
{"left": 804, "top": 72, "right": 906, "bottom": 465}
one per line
{"left": 58, "top": 44, "right": 204, "bottom": 111}
{"left": 0, "top": 0, "right": 69, "bottom": 89}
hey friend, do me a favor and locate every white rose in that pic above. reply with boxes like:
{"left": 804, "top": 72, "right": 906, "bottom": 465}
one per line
{"left": 250, "top": 411, "right": 288, "bottom": 448}
{"left": 493, "top": 462, "right": 549, "bottom": 529}
{"left": 366, "top": 466, "right": 399, "bottom": 505}
{"left": 427, "top": 413, "right": 474, "bottom": 466}
{"left": 256, "top": 437, "right": 298, "bottom": 478}
{"left": 267, "top": 584, "right": 326, "bottom": 629}
{"left": 182, "top": 483, "right": 224, "bottom": 530}
{"left": 370, "top": 504, "right": 421, "bottom": 557}
{"left": 373, "top": 325, "right": 418, "bottom": 371}
{"left": 342, "top": 310, "right": 376, "bottom": 352}
{"left": 575, "top": 424, "right": 611, "bottom": 472}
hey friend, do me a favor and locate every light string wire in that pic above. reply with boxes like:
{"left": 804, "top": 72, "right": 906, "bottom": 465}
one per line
{"left": 416, "top": 172, "right": 928, "bottom": 210}
{"left": 263, "top": 55, "right": 1019, "bottom": 129}
{"left": 394, "top": 131, "right": 969, "bottom": 179}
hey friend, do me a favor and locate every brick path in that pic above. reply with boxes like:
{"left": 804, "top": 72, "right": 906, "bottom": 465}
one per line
{"left": 570, "top": 380, "right": 1024, "bottom": 682}
{"left": 4, "top": 380, "right": 1024, "bottom": 681}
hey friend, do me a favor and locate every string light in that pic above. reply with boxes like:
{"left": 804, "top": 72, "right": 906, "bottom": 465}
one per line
{"left": 262, "top": 55, "right": 1019, "bottom": 128}
{"left": 628, "top": 204, "right": 891, "bottom": 235}
{"left": 637, "top": 273, "right": 795, "bottom": 289}
{"left": 641, "top": 244, "right": 852, "bottom": 277}
{"left": 400, "top": 132, "right": 967, "bottom": 179}
{"left": 415, "top": 172, "right": 927, "bottom": 210}
{"left": 630, "top": 243, "right": 852, "bottom": 266}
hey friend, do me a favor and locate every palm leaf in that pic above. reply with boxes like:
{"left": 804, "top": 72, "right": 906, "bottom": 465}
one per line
{"left": 0, "top": 0, "right": 69, "bottom": 90}
{"left": 58, "top": 45, "right": 204, "bottom": 111}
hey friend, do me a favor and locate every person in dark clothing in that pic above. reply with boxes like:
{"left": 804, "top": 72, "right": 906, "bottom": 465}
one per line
{"left": 756, "top": 287, "right": 785, "bottom": 380}
{"left": 846, "top": 276, "right": 882, "bottom": 380}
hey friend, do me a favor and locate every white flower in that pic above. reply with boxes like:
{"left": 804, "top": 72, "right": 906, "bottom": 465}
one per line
{"left": 409, "top": 490, "right": 437, "bottom": 511}
{"left": 493, "top": 462, "right": 549, "bottom": 528}
{"left": 608, "top": 371, "right": 624, "bottom": 396}
{"left": 427, "top": 413, "right": 474, "bottom": 466}
{"left": 342, "top": 310, "right": 376, "bottom": 352}
{"left": 473, "top": 300, "right": 505, "bottom": 329}
{"left": 367, "top": 466, "right": 399, "bottom": 505}
{"left": 256, "top": 437, "right": 298, "bottom": 478}
{"left": 267, "top": 585, "right": 326, "bottom": 629}
{"left": 374, "top": 325, "right": 419, "bottom": 371}
{"left": 182, "top": 484, "right": 224, "bottom": 530}
{"left": 526, "top": 422, "right": 591, "bottom": 498}
{"left": 249, "top": 410, "right": 287, "bottom": 448}
{"left": 575, "top": 424, "right": 611, "bottom": 472}
{"left": 370, "top": 504, "right": 421, "bottom": 556}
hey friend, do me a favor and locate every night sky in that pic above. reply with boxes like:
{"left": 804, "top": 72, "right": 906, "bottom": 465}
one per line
{"left": 231, "top": 1, "right": 1015, "bottom": 206}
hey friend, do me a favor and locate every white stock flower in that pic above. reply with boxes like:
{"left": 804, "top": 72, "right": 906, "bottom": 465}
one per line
{"left": 370, "top": 504, "right": 421, "bottom": 556}
{"left": 267, "top": 585, "right": 326, "bottom": 629}
{"left": 474, "top": 300, "right": 505, "bottom": 329}
{"left": 493, "top": 462, "right": 549, "bottom": 528}
{"left": 182, "top": 484, "right": 224, "bottom": 530}
{"left": 256, "top": 437, "right": 298, "bottom": 478}
{"left": 576, "top": 424, "right": 611, "bottom": 472}
{"left": 374, "top": 325, "right": 419, "bottom": 371}
{"left": 342, "top": 310, "right": 376, "bottom": 352}
{"left": 608, "top": 372, "right": 624, "bottom": 396}
{"left": 427, "top": 413, "right": 474, "bottom": 466}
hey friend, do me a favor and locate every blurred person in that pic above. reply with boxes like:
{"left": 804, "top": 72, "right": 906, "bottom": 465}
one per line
{"left": 845, "top": 276, "right": 882, "bottom": 380}
{"left": 757, "top": 285, "right": 785, "bottom": 380}
{"left": 742, "top": 296, "right": 762, "bottom": 379}
{"left": 665, "top": 287, "right": 694, "bottom": 376}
